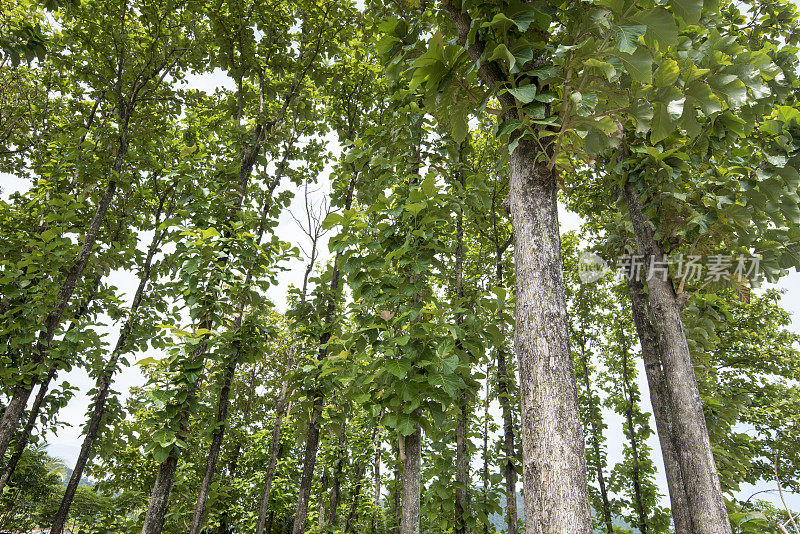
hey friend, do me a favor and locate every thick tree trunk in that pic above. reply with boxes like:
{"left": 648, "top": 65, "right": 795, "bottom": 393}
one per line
{"left": 627, "top": 277, "right": 694, "bottom": 534}
{"left": 399, "top": 425, "right": 421, "bottom": 534}
{"left": 509, "top": 139, "right": 593, "bottom": 534}
{"left": 291, "top": 396, "right": 323, "bottom": 534}
{"left": 623, "top": 182, "right": 731, "bottom": 534}
{"left": 188, "top": 357, "right": 237, "bottom": 534}
{"left": 579, "top": 347, "right": 614, "bottom": 534}
{"left": 0, "top": 176, "right": 118, "bottom": 461}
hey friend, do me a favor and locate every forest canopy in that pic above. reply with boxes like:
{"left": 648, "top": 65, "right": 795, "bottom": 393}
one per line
{"left": 2, "top": 0, "right": 800, "bottom": 533}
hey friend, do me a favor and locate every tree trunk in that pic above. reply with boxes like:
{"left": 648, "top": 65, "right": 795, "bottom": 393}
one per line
{"left": 216, "top": 367, "right": 258, "bottom": 534}
{"left": 627, "top": 277, "right": 693, "bottom": 534}
{"left": 455, "top": 399, "right": 470, "bottom": 534}
{"left": 291, "top": 396, "right": 323, "bottom": 534}
{"left": 0, "top": 175, "right": 118, "bottom": 461}
{"left": 289, "top": 174, "right": 357, "bottom": 534}
{"left": 52, "top": 197, "right": 164, "bottom": 534}
{"left": 509, "top": 139, "right": 593, "bottom": 534}
{"left": 0, "top": 365, "right": 57, "bottom": 493}
{"left": 255, "top": 370, "right": 293, "bottom": 534}
{"left": 328, "top": 419, "right": 348, "bottom": 528}
{"left": 623, "top": 182, "right": 731, "bottom": 534}
{"left": 141, "top": 447, "right": 181, "bottom": 534}
{"left": 579, "top": 347, "right": 614, "bottom": 534}
{"left": 399, "top": 425, "right": 421, "bottom": 534}
{"left": 482, "top": 368, "right": 490, "bottom": 534}
{"left": 371, "top": 425, "right": 382, "bottom": 534}
{"left": 618, "top": 321, "right": 648, "bottom": 534}
{"left": 188, "top": 356, "right": 237, "bottom": 534}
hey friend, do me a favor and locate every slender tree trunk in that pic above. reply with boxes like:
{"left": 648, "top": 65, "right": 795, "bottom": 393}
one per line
{"left": 320, "top": 467, "right": 330, "bottom": 529}
{"left": 509, "top": 140, "right": 593, "bottom": 534}
{"left": 255, "top": 369, "right": 294, "bottom": 534}
{"left": 494, "top": 240, "right": 518, "bottom": 534}
{"left": 627, "top": 278, "right": 694, "bottom": 534}
{"left": 344, "top": 464, "right": 365, "bottom": 534}
{"left": 482, "top": 368, "right": 490, "bottom": 534}
{"left": 453, "top": 159, "right": 471, "bottom": 534}
{"left": 619, "top": 322, "right": 648, "bottom": 534}
{"left": 52, "top": 193, "right": 165, "bottom": 534}
{"left": 188, "top": 357, "right": 237, "bottom": 534}
{"left": 393, "top": 441, "right": 401, "bottom": 534}
{"left": 328, "top": 419, "right": 348, "bottom": 528}
{"left": 623, "top": 182, "right": 731, "bottom": 534}
{"left": 141, "top": 447, "right": 181, "bottom": 534}
{"left": 399, "top": 425, "right": 421, "bottom": 534}
{"left": 0, "top": 365, "right": 57, "bottom": 492}
{"left": 579, "top": 347, "right": 614, "bottom": 534}
{"left": 291, "top": 397, "right": 323, "bottom": 534}
{"left": 290, "top": 175, "right": 357, "bottom": 534}
{"left": 0, "top": 174, "right": 119, "bottom": 461}
{"left": 371, "top": 425, "right": 382, "bottom": 534}
{"left": 455, "top": 398, "right": 470, "bottom": 534}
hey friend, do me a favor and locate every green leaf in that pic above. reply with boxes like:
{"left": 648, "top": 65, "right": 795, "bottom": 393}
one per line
{"left": 508, "top": 84, "right": 537, "bottom": 103}
{"left": 487, "top": 44, "right": 515, "bottom": 70}
{"left": 612, "top": 23, "right": 647, "bottom": 54}
{"left": 651, "top": 102, "right": 677, "bottom": 143}
{"left": 654, "top": 59, "right": 680, "bottom": 87}
{"left": 584, "top": 58, "right": 616, "bottom": 82}
{"left": 386, "top": 360, "right": 411, "bottom": 379}
{"left": 670, "top": 0, "right": 703, "bottom": 25}
{"left": 620, "top": 48, "right": 653, "bottom": 84}
{"left": 634, "top": 7, "right": 679, "bottom": 47}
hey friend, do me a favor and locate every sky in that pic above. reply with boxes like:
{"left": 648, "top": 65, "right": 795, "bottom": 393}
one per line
{"left": 3, "top": 11, "right": 800, "bottom": 522}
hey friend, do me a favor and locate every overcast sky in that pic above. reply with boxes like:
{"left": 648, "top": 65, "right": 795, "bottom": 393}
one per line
{"left": 3, "top": 17, "right": 800, "bottom": 518}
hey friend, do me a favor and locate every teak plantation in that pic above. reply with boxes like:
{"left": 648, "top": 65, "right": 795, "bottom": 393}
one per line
{"left": 2, "top": 0, "right": 800, "bottom": 533}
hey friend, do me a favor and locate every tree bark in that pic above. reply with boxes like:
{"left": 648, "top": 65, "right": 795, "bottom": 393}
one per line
{"left": 509, "top": 139, "right": 593, "bottom": 534}
{"left": 52, "top": 192, "right": 165, "bottom": 534}
{"left": 578, "top": 344, "right": 614, "bottom": 534}
{"left": 455, "top": 399, "right": 470, "bottom": 534}
{"left": 494, "top": 238, "right": 518, "bottom": 534}
{"left": 0, "top": 365, "right": 57, "bottom": 493}
{"left": 399, "top": 425, "right": 422, "bottom": 534}
{"left": 188, "top": 357, "right": 237, "bottom": 534}
{"left": 328, "top": 418, "right": 348, "bottom": 528}
{"left": 255, "top": 366, "right": 293, "bottom": 534}
{"left": 619, "top": 322, "right": 648, "bottom": 534}
{"left": 623, "top": 182, "right": 731, "bottom": 534}
{"left": 291, "top": 397, "right": 323, "bottom": 534}
{"left": 0, "top": 175, "right": 118, "bottom": 461}
{"left": 627, "top": 277, "right": 694, "bottom": 534}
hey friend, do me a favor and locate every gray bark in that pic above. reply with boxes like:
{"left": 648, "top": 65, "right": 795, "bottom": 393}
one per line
{"left": 255, "top": 367, "right": 293, "bottom": 534}
{"left": 627, "top": 278, "right": 694, "bottom": 534}
{"left": 623, "top": 182, "right": 731, "bottom": 534}
{"left": 52, "top": 189, "right": 165, "bottom": 534}
{"left": 509, "top": 139, "right": 593, "bottom": 534}
{"left": 399, "top": 425, "right": 421, "bottom": 534}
